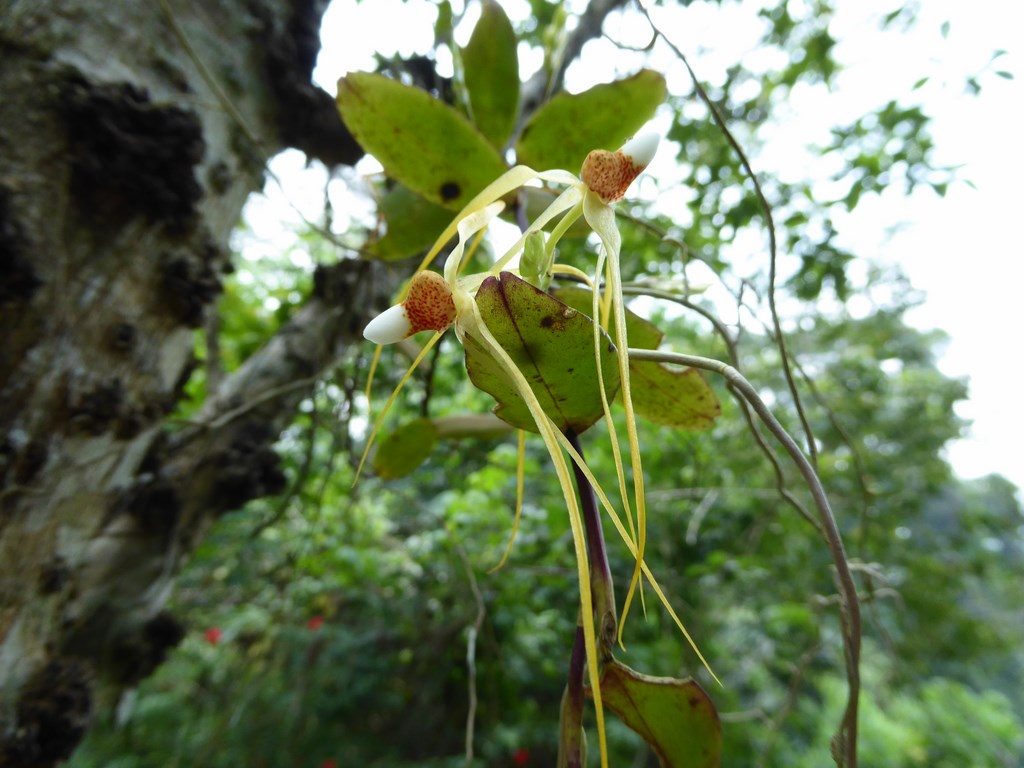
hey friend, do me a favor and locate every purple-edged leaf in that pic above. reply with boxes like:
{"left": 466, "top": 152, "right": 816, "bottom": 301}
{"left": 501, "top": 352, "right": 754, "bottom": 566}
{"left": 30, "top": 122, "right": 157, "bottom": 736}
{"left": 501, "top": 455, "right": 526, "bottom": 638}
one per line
{"left": 594, "top": 660, "right": 721, "bottom": 768}
{"left": 552, "top": 287, "right": 719, "bottom": 430}
{"left": 464, "top": 272, "right": 619, "bottom": 434}
{"left": 552, "top": 286, "right": 664, "bottom": 351}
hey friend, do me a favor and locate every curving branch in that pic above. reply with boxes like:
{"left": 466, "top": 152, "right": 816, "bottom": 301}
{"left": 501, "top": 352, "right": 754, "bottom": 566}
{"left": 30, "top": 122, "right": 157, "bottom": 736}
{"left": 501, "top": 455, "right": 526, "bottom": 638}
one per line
{"left": 628, "top": 348, "right": 861, "bottom": 768}
{"left": 637, "top": 2, "right": 820, "bottom": 470}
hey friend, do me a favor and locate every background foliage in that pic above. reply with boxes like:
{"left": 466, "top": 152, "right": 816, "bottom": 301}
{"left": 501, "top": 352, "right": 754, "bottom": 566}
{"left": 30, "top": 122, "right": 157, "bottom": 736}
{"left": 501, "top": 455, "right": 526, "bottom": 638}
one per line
{"left": 70, "top": 0, "right": 1023, "bottom": 766}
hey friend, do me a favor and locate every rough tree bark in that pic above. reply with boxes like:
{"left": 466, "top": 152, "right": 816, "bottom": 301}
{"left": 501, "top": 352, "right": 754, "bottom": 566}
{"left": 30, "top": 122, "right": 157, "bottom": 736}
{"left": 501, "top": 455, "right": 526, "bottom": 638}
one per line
{"left": 0, "top": 1, "right": 388, "bottom": 764}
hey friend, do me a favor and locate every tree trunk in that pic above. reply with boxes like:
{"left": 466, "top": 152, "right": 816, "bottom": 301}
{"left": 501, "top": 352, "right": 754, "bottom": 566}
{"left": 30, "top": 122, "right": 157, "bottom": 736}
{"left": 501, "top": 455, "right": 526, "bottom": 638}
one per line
{"left": 0, "top": 1, "right": 379, "bottom": 763}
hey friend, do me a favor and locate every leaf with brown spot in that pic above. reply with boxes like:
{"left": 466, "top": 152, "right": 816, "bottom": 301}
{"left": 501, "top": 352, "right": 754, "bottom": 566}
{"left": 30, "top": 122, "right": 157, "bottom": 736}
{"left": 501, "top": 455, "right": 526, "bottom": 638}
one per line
{"left": 628, "top": 360, "right": 720, "bottom": 431}
{"left": 337, "top": 72, "right": 508, "bottom": 210}
{"left": 465, "top": 272, "right": 620, "bottom": 434}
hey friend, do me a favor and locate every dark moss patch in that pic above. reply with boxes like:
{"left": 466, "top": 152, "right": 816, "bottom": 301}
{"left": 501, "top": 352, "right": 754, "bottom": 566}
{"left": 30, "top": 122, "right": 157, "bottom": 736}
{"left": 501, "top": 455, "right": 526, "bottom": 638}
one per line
{"left": 63, "top": 78, "right": 205, "bottom": 230}
{"left": 68, "top": 377, "right": 124, "bottom": 436}
{"left": 159, "top": 243, "right": 221, "bottom": 327}
{"left": 259, "top": 0, "right": 363, "bottom": 167}
{"left": 38, "top": 555, "right": 71, "bottom": 595}
{"left": 108, "top": 321, "right": 136, "bottom": 353}
{"left": 207, "top": 160, "right": 232, "bottom": 195}
{"left": 112, "top": 611, "right": 186, "bottom": 686}
{"left": 0, "top": 185, "right": 41, "bottom": 306}
{"left": 210, "top": 422, "right": 286, "bottom": 512}
{"left": 122, "top": 476, "right": 181, "bottom": 540}
{"left": 3, "top": 658, "right": 92, "bottom": 765}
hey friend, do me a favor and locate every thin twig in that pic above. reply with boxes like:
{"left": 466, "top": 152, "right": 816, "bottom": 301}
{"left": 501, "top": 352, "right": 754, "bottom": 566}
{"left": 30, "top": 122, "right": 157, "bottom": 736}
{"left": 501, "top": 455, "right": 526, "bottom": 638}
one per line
{"left": 756, "top": 641, "right": 824, "bottom": 768}
{"left": 620, "top": 283, "right": 823, "bottom": 534}
{"left": 628, "top": 347, "right": 861, "bottom": 768}
{"left": 453, "top": 543, "right": 486, "bottom": 768}
{"left": 636, "top": 1, "right": 820, "bottom": 471}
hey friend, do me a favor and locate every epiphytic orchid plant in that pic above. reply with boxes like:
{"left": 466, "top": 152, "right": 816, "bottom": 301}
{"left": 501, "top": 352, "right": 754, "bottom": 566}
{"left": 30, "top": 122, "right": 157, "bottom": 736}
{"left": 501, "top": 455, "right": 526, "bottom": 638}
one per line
{"left": 355, "top": 132, "right": 718, "bottom": 766}
{"left": 338, "top": 7, "right": 724, "bottom": 763}
{"left": 337, "top": 5, "right": 862, "bottom": 765}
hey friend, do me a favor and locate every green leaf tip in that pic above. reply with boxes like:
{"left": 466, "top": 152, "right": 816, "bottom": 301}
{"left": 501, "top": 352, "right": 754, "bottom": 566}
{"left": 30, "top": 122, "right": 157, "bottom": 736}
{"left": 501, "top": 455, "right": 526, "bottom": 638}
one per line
{"left": 515, "top": 70, "right": 668, "bottom": 172}
{"left": 336, "top": 72, "right": 508, "bottom": 210}
{"left": 462, "top": 0, "right": 520, "bottom": 148}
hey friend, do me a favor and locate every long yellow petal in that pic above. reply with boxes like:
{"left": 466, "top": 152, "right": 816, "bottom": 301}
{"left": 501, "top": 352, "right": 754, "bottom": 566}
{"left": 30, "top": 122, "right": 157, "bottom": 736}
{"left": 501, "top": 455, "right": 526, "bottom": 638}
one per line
{"left": 491, "top": 185, "right": 584, "bottom": 274}
{"left": 353, "top": 331, "right": 446, "bottom": 484}
{"left": 443, "top": 201, "right": 506, "bottom": 284}
{"left": 582, "top": 190, "right": 649, "bottom": 642}
{"left": 462, "top": 300, "right": 610, "bottom": 768}
{"left": 551, "top": 428, "right": 719, "bottom": 685}
{"left": 411, "top": 165, "right": 546, "bottom": 287}
{"left": 489, "top": 429, "right": 527, "bottom": 574}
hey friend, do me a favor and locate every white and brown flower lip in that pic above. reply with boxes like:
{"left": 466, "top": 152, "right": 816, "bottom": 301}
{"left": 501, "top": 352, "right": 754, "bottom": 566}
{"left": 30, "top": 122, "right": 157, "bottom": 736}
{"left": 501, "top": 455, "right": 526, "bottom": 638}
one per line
{"left": 580, "top": 132, "right": 659, "bottom": 203}
{"left": 363, "top": 270, "right": 456, "bottom": 344}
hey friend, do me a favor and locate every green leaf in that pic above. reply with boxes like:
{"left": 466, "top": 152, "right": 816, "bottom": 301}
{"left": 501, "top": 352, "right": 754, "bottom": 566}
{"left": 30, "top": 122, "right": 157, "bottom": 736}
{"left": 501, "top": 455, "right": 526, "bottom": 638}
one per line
{"left": 464, "top": 272, "right": 620, "bottom": 434}
{"left": 595, "top": 660, "right": 721, "bottom": 768}
{"left": 549, "top": 286, "right": 716, "bottom": 429}
{"left": 462, "top": 0, "right": 520, "bottom": 148}
{"left": 434, "top": 0, "right": 453, "bottom": 46}
{"left": 371, "top": 415, "right": 513, "bottom": 479}
{"left": 366, "top": 183, "right": 453, "bottom": 261}
{"left": 337, "top": 72, "right": 508, "bottom": 210}
{"left": 629, "top": 359, "right": 719, "bottom": 431}
{"left": 552, "top": 286, "right": 664, "bottom": 351}
{"left": 515, "top": 70, "right": 667, "bottom": 172}
{"left": 432, "top": 413, "right": 514, "bottom": 440}
{"left": 372, "top": 418, "right": 438, "bottom": 479}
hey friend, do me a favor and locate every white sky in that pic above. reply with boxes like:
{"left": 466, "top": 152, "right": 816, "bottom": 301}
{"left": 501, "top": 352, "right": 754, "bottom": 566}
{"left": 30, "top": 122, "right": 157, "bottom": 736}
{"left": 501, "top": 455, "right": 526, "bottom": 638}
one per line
{"left": 248, "top": 0, "right": 1023, "bottom": 492}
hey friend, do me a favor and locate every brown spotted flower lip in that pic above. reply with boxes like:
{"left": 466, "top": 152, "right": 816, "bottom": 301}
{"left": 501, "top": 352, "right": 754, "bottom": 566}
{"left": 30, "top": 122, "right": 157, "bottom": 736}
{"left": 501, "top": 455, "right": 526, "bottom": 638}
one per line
{"left": 580, "top": 132, "right": 659, "bottom": 203}
{"left": 363, "top": 270, "right": 456, "bottom": 344}
{"left": 404, "top": 269, "right": 456, "bottom": 334}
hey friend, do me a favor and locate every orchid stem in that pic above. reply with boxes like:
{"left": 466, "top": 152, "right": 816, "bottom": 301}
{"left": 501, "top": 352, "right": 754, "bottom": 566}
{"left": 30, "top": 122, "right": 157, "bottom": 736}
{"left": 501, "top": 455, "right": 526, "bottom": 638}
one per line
{"left": 557, "top": 430, "right": 615, "bottom": 767}
{"left": 566, "top": 428, "right": 617, "bottom": 657}
{"left": 558, "top": 623, "right": 587, "bottom": 768}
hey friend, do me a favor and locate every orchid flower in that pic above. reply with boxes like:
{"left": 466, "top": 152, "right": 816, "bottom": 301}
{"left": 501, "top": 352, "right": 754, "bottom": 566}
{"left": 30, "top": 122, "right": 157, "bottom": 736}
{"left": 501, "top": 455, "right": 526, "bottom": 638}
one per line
{"left": 359, "top": 131, "right": 712, "bottom": 767}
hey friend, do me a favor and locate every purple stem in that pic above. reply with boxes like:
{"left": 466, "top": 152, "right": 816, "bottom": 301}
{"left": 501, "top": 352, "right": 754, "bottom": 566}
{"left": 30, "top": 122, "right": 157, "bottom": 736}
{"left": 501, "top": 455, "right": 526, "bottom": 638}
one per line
{"left": 566, "top": 428, "right": 616, "bottom": 654}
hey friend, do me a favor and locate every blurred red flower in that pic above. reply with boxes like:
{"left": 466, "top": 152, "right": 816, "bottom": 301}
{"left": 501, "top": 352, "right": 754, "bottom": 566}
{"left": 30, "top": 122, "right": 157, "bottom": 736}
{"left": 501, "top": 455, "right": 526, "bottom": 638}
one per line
{"left": 513, "top": 747, "right": 530, "bottom": 765}
{"left": 307, "top": 615, "right": 325, "bottom": 631}
{"left": 204, "top": 627, "right": 222, "bottom": 645}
